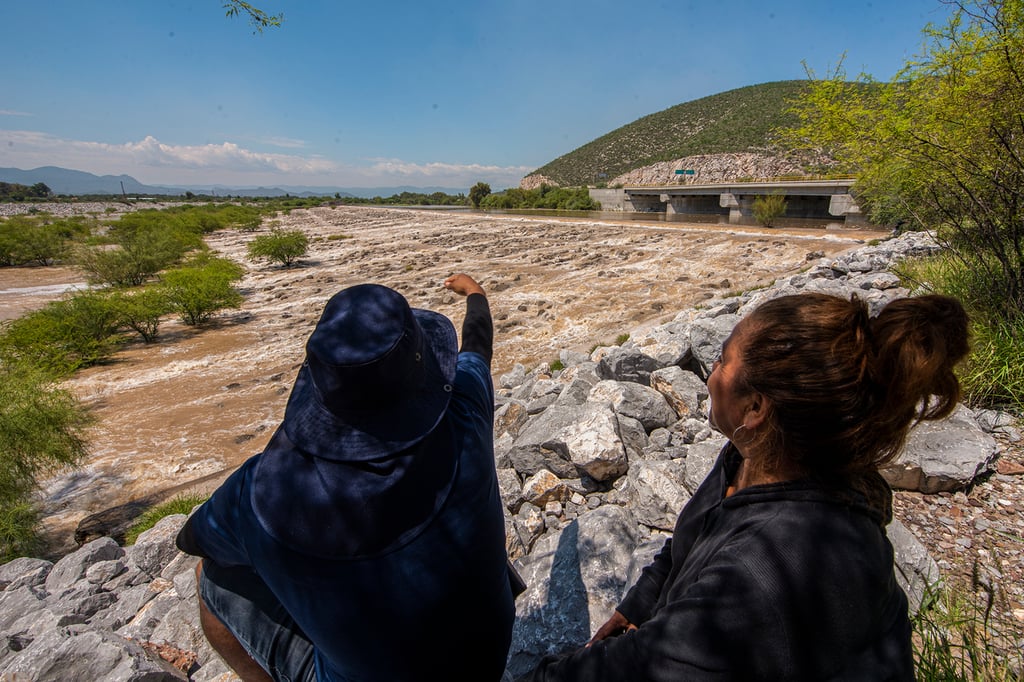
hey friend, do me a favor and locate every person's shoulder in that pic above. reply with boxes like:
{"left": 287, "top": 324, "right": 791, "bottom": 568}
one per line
{"left": 456, "top": 351, "right": 490, "bottom": 383}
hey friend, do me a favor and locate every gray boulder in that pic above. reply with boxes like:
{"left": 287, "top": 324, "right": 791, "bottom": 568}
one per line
{"left": 622, "top": 537, "right": 670, "bottom": 596}
{"left": 626, "top": 459, "right": 690, "bottom": 530}
{"left": 883, "top": 405, "right": 999, "bottom": 493}
{"left": 684, "top": 436, "right": 727, "bottom": 493}
{"left": 650, "top": 366, "right": 708, "bottom": 420}
{"left": 508, "top": 506, "right": 639, "bottom": 677}
{"left": 887, "top": 518, "right": 940, "bottom": 614}
{"left": 0, "top": 624, "right": 187, "bottom": 681}
{"left": 624, "top": 322, "right": 692, "bottom": 367}
{"left": 596, "top": 347, "right": 660, "bottom": 385}
{"left": 688, "top": 313, "right": 740, "bottom": 378}
{"left": 44, "top": 537, "right": 123, "bottom": 594}
{"left": 0, "top": 557, "right": 52, "bottom": 591}
{"left": 589, "top": 380, "right": 678, "bottom": 433}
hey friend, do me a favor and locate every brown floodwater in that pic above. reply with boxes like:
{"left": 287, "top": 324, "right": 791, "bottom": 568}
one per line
{"left": 1, "top": 205, "right": 879, "bottom": 555}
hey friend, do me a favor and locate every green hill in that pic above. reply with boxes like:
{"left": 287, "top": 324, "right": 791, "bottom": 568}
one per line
{"left": 529, "top": 80, "right": 810, "bottom": 186}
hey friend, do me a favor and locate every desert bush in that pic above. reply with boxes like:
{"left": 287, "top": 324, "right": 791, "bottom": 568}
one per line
{"left": 752, "top": 193, "right": 787, "bottom": 227}
{"left": 0, "top": 216, "right": 83, "bottom": 266}
{"left": 106, "top": 287, "right": 171, "bottom": 343}
{"left": 246, "top": 229, "right": 309, "bottom": 267}
{"left": 159, "top": 254, "right": 244, "bottom": 325}
{"left": 0, "top": 290, "right": 121, "bottom": 377}
{"left": 479, "top": 186, "right": 599, "bottom": 211}
{"left": 217, "top": 204, "right": 264, "bottom": 231}
{"left": 0, "top": 366, "right": 91, "bottom": 560}
{"left": 76, "top": 211, "right": 203, "bottom": 286}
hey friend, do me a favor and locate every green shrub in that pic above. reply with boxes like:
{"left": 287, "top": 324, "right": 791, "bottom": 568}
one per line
{"left": 752, "top": 193, "right": 787, "bottom": 227}
{"left": 246, "top": 229, "right": 309, "bottom": 267}
{"left": 0, "top": 366, "right": 91, "bottom": 561}
{"left": 0, "top": 290, "right": 121, "bottom": 377}
{"left": 0, "top": 216, "right": 86, "bottom": 266}
{"left": 894, "top": 253, "right": 1024, "bottom": 411}
{"left": 0, "top": 502, "right": 43, "bottom": 562}
{"left": 124, "top": 493, "right": 209, "bottom": 545}
{"left": 159, "top": 254, "right": 244, "bottom": 325}
{"left": 106, "top": 287, "right": 172, "bottom": 343}
{"left": 75, "top": 211, "right": 203, "bottom": 286}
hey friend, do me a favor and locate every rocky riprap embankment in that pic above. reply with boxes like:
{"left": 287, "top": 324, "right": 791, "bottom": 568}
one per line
{"left": 519, "top": 150, "right": 835, "bottom": 190}
{"left": 0, "top": 230, "right": 1019, "bottom": 681}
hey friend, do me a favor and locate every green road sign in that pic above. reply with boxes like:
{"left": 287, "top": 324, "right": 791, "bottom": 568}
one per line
{"left": 674, "top": 169, "right": 696, "bottom": 175}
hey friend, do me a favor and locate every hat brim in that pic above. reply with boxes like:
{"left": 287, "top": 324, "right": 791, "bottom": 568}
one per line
{"left": 282, "top": 308, "right": 458, "bottom": 460}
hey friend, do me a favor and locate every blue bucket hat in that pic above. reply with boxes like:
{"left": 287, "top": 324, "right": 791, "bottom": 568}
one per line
{"left": 282, "top": 283, "right": 458, "bottom": 460}
{"left": 249, "top": 284, "right": 462, "bottom": 558}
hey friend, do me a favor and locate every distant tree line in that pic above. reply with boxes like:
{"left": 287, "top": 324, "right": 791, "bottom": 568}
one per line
{"left": 480, "top": 185, "right": 600, "bottom": 211}
{"left": 336, "top": 190, "right": 469, "bottom": 206}
{"left": 0, "top": 182, "right": 52, "bottom": 202}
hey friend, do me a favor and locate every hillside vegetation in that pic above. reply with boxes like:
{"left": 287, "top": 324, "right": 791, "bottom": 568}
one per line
{"left": 528, "top": 81, "right": 811, "bottom": 187}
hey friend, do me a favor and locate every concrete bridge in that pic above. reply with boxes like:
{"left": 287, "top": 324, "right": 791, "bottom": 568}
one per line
{"left": 590, "top": 179, "right": 866, "bottom": 225}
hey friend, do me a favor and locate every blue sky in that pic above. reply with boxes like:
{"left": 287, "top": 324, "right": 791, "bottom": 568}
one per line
{"left": 1, "top": 1, "right": 951, "bottom": 191}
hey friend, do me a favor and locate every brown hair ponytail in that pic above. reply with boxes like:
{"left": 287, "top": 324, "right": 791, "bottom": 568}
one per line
{"left": 738, "top": 293, "right": 969, "bottom": 478}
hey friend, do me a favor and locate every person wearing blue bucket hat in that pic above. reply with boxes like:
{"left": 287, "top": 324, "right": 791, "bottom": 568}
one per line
{"left": 176, "top": 273, "right": 518, "bottom": 681}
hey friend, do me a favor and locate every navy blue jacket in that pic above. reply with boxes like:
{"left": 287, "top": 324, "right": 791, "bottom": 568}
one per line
{"left": 179, "top": 295, "right": 514, "bottom": 680}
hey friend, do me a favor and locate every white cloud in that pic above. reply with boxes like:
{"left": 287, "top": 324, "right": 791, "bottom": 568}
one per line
{"left": 364, "top": 158, "right": 534, "bottom": 188}
{"left": 0, "top": 129, "right": 532, "bottom": 189}
{"left": 258, "top": 136, "right": 308, "bottom": 149}
{"left": 0, "top": 110, "right": 33, "bottom": 117}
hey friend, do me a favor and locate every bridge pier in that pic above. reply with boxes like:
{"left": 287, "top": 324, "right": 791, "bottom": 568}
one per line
{"left": 829, "top": 194, "right": 867, "bottom": 225}
{"left": 719, "top": 193, "right": 755, "bottom": 220}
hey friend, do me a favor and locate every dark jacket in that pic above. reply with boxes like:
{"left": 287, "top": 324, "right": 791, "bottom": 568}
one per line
{"left": 527, "top": 445, "right": 915, "bottom": 681}
{"left": 178, "top": 294, "right": 514, "bottom": 681}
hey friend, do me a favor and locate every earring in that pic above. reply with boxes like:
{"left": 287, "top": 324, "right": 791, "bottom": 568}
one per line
{"left": 732, "top": 424, "right": 749, "bottom": 444}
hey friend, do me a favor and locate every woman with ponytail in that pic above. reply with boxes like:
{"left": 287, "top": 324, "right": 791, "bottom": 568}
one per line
{"left": 525, "top": 293, "right": 969, "bottom": 682}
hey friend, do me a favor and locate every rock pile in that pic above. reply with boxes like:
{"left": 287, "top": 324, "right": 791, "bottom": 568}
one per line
{"left": 606, "top": 152, "right": 812, "bottom": 187}
{"left": 0, "top": 230, "right": 1010, "bottom": 681}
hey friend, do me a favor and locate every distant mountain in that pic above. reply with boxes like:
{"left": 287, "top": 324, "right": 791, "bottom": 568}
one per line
{"left": 525, "top": 81, "right": 815, "bottom": 187}
{"left": 0, "top": 167, "right": 468, "bottom": 199}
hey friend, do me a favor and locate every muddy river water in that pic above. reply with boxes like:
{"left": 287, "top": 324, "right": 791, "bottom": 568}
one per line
{"left": 0, "top": 205, "right": 881, "bottom": 555}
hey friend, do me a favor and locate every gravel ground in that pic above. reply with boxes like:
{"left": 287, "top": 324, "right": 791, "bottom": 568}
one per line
{"left": 0, "top": 201, "right": 184, "bottom": 217}
{"left": 893, "top": 427, "right": 1024, "bottom": 636}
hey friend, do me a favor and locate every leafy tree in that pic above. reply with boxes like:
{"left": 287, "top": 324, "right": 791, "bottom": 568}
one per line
{"left": 787, "top": 0, "right": 1024, "bottom": 321}
{"left": 246, "top": 229, "right": 309, "bottom": 267}
{"left": 752, "top": 193, "right": 787, "bottom": 227}
{"left": 469, "top": 182, "right": 492, "bottom": 208}
{"left": 0, "top": 366, "right": 91, "bottom": 560}
{"left": 29, "top": 182, "right": 51, "bottom": 198}
{"left": 159, "top": 254, "right": 244, "bottom": 325}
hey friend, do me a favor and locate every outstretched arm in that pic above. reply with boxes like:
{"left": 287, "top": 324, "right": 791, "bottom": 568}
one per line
{"left": 444, "top": 273, "right": 493, "bottom": 365}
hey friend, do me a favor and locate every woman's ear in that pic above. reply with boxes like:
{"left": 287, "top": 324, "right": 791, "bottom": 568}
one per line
{"left": 743, "top": 392, "right": 770, "bottom": 430}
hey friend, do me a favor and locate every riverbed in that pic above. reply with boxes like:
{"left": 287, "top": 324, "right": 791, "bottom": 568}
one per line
{"left": 4, "top": 205, "right": 877, "bottom": 555}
